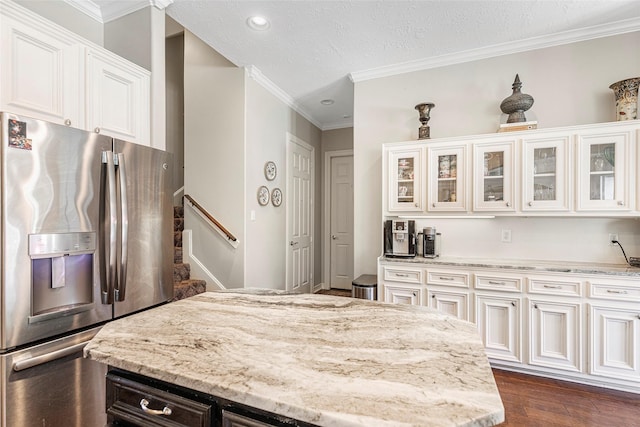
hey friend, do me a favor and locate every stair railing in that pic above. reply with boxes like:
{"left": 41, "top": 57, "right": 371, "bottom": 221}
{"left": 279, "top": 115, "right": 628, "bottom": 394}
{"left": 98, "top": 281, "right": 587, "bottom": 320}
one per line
{"left": 184, "top": 194, "right": 239, "bottom": 248}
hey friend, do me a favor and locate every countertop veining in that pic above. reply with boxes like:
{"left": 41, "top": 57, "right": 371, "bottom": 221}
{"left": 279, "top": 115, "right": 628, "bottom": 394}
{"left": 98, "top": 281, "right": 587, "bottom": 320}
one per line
{"left": 84, "top": 291, "right": 504, "bottom": 427}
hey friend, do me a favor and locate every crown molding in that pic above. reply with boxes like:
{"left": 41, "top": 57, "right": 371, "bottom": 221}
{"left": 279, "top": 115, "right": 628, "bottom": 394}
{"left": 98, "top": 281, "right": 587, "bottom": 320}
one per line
{"left": 64, "top": 0, "right": 173, "bottom": 23}
{"left": 245, "top": 66, "right": 323, "bottom": 130}
{"left": 322, "top": 120, "right": 354, "bottom": 131}
{"left": 350, "top": 17, "right": 640, "bottom": 83}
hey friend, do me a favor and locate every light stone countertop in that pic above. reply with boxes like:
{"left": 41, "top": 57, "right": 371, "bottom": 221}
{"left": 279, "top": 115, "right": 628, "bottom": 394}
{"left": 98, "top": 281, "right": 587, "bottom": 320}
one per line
{"left": 381, "top": 256, "right": 640, "bottom": 277}
{"left": 84, "top": 291, "right": 504, "bottom": 427}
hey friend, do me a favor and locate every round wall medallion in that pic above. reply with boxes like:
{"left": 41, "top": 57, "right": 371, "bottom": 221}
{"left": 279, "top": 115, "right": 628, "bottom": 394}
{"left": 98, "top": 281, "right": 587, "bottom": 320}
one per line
{"left": 271, "top": 188, "right": 282, "bottom": 207}
{"left": 264, "top": 161, "right": 277, "bottom": 181}
{"left": 257, "top": 186, "right": 270, "bottom": 206}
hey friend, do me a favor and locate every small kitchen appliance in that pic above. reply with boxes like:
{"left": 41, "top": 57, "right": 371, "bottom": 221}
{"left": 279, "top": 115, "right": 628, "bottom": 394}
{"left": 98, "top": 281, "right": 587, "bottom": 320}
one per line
{"left": 384, "top": 220, "right": 416, "bottom": 258}
{"left": 418, "top": 226, "right": 441, "bottom": 258}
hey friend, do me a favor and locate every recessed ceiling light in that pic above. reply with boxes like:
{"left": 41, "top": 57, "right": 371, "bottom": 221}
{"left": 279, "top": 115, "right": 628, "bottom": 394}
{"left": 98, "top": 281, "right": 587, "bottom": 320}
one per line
{"left": 247, "top": 16, "right": 270, "bottom": 31}
{"left": 320, "top": 99, "right": 335, "bottom": 105}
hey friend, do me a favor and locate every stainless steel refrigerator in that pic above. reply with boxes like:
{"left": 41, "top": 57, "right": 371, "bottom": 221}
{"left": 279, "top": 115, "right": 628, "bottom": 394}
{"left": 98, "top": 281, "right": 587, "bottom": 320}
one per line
{"left": 0, "top": 112, "right": 173, "bottom": 426}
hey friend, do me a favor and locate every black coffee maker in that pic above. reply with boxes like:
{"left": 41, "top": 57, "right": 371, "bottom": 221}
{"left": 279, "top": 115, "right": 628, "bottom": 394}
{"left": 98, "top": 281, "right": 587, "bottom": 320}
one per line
{"left": 383, "top": 220, "right": 416, "bottom": 258}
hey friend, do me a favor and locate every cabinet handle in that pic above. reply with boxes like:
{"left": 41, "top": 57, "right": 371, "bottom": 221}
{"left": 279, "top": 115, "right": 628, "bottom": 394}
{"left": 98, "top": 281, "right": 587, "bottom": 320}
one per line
{"left": 64, "top": 119, "right": 71, "bottom": 126}
{"left": 140, "top": 399, "right": 172, "bottom": 416}
{"left": 488, "top": 281, "right": 506, "bottom": 286}
{"left": 94, "top": 127, "right": 101, "bottom": 134}
{"left": 606, "top": 289, "right": 628, "bottom": 294}
{"left": 395, "top": 273, "right": 409, "bottom": 277}
{"left": 439, "top": 276, "right": 454, "bottom": 281}
{"left": 543, "top": 284, "right": 561, "bottom": 289}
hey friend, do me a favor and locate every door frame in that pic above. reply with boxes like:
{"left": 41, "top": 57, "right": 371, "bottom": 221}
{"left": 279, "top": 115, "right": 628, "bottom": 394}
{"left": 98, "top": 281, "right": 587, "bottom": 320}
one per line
{"left": 285, "top": 132, "right": 315, "bottom": 292}
{"left": 322, "top": 149, "right": 353, "bottom": 291}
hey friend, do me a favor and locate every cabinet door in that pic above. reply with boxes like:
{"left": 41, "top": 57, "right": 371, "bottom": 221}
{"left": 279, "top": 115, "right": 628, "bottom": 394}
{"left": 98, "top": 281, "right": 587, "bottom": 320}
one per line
{"left": 528, "top": 299, "right": 582, "bottom": 372}
{"left": 476, "top": 294, "right": 521, "bottom": 362}
{"left": 522, "top": 135, "right": 571, "bottom": 212}
{"left": 86, "top": 48, "right": 150, "bottom": 145}
{"left": 473, "top": 141, "right": 516, "bottom": 212}
{"left": 384, "top": 284, "right": 422, "bottom": 305}
{"left": 388, "top": 148, "right": 424, "bottom": 212}
{"left": 576, "top": 131, "right": 631, "bottom": 211}
{"left": 427, "top": 145, "right": 467, "bottom": 212}
{"left": 428, "top": 289, "right": 470, "bottom": 321}
{"left": 589, "top": 304, "right": 640, "bottom": 382}
{"left": 0, "top": 15, "right": 82, "bottom": 127}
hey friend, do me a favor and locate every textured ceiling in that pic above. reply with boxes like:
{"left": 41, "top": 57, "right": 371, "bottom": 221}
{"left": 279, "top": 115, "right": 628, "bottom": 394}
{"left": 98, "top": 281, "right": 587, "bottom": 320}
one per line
{"left": 95, "top": 1, "right": 640, "bottom": 130}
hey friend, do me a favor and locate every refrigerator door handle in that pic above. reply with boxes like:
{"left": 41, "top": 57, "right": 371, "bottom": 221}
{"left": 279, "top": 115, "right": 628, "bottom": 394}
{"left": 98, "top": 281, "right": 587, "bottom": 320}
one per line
{"left": 12, "top": 341, "right": 89, "bottom": 372}
{"left": 99, "top": 151, "right": 117, "bottom": 304}
{"left": 115, "top": 153, "right": 128, "bottom": 302}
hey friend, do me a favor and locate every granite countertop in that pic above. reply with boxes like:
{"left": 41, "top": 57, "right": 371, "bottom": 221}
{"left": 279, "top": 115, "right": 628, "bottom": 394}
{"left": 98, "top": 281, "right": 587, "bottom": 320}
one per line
{"left": 381, "top": 256, "right": 640, "bottom": 277}
{"left": 84, "top": 291, "right": 504, "bottom": 427}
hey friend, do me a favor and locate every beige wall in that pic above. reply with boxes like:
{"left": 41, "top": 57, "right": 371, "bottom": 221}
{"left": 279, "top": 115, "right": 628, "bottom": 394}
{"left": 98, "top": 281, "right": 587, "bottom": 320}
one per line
{"left": 353, "top": 32, "right": 640, "bottom": 276}
{"left": 165, "top": 33, "right": 184, "bottom": 196}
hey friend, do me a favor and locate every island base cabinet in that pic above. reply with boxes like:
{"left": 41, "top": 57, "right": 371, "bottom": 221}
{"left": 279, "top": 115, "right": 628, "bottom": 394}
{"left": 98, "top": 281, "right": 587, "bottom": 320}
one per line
{"left": 589, "top": 305, "right": 640, "bottom": 383}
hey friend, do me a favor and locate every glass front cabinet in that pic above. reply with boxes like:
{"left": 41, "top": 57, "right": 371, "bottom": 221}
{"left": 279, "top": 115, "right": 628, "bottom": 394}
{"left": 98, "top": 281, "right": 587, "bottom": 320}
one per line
{"left": 388, "top": 147, "right": 424, "bottom": 212}
{"left": 522, "top": 135, "right": 571, "bottom": 212}
{"left": 427, "top": 144, "right": 467, "bottom": 212}
{"left": 577, "top": 131, "right": 631, "bottom": 211}
{"left": 473, "top": 141, "right": 516, "bottom": 212}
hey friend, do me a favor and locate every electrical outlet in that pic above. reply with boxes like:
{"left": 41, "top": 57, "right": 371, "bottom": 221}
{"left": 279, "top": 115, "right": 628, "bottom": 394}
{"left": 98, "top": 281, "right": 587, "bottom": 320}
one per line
{"left": 609, "top": 233, "right": 619, "bottom": 245}
{"left": 501, "top": 229, "right": 512, "bottom": 243}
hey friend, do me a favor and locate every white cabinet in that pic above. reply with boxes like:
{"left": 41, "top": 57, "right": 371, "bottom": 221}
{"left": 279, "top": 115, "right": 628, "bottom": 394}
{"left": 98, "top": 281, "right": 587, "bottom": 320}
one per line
{"left": 476, "top": 293, "right": 521, "bottom": 362}
{"left": 521, "top": 134, "right": 571, "bottom": 212}
{"left": 576, "top": 129, "right": 632, "bottom": 211}
{"left": 528, "top": 299, "right": 582, "bottom": 372}
{"left": 589, "top": 304, "right": 640, "bottom": 383}
{"left": 0, "top": 2, "right": 151, "bottom": 145}
{"left": 0, "top": 14, "right": 83, "bottom": 127}
{"left": 473, "top": 140, "right": 516, "bottom": 212}
{"left": 385, "top": 284, "right": 422, "bottom": 305}
{"left": 86, "top": 48, "right": 150, "bottom": 144}
{"left": 428, "top": 289, "right": 470, "bottom": 321}
{"left": 387, "top": 147, "right": 424, "bottom": 212}
{"left": 427, "top": 144, "right": 467, "bottom": 212}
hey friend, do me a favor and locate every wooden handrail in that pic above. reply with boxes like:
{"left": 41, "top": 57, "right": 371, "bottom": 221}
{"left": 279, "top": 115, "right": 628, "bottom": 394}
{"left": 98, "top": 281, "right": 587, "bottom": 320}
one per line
{"left": 184, "top": 194, "right": 237, "bottom": 242}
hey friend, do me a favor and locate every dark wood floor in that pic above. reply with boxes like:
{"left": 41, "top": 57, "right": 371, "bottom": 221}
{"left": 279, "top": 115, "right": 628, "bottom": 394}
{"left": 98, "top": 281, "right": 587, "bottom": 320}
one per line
{"left": 494, "top": 369, "right": 640, "bottom": 426}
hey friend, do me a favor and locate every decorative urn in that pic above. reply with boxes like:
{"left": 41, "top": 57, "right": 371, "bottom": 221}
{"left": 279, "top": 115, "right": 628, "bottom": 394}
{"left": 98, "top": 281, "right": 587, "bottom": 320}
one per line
{"left": 414, "top": 102, "right": 435, "bottom": 139}
{"left": 500, "top": 74, "right": 534, "bottom": 123}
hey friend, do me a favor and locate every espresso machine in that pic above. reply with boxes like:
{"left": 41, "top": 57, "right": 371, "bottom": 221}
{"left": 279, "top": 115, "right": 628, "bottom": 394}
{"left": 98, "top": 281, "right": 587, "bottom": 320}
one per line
{"left": 383, "top": 220, "right": 416, "bottom": 258}
{"left": 418, "top": 226, "right": 441, "bottom": 258}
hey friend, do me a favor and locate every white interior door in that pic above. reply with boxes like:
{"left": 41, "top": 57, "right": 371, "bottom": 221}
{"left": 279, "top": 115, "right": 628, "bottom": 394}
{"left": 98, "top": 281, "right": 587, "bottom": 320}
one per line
{"left": 330, "top": 155, "right": 353, "bottom": 289}
{"left": 287, "top": 134, "right": 314, "bottom": 293}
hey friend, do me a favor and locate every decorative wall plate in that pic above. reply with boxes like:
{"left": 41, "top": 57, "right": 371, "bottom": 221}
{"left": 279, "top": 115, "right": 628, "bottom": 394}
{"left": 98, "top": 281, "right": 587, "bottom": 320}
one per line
{"left": 257, "top": 186, "right": 270, "bottom": 206}
{"left": 264, "top": 161, "right": 277, "bottom": 181}
{"left": 271, "top": 188, "right": 282, "bottom": 207}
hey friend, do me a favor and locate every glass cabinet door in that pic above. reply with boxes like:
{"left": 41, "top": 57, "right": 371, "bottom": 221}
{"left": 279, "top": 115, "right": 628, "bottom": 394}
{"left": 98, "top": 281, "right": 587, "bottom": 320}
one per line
{"left": 577, "top": 132, "right": 629, "bottom": 211}
{"left": 388, "top": 148, "right": 423, "bottom": 212}
{"left": 522, "top": 136, "right": 570, "bottom": 212}
{"left": 473, "top": 141, "right": 515, "bottom": 211}
{"left": 428, "top": 145, "right": 466, "bottom": 211}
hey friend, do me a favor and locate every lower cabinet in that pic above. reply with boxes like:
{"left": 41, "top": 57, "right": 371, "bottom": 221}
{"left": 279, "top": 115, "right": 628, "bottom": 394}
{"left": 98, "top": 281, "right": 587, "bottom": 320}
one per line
{"left": 475, "top": 293, "right": 522, "bottom": 363}
{"left": 384, "top": 284, "right": 422, "bottom": 305}
{"left": 106, "top": 369, "right": 316, "bottom": 427}
{"left": 428, "top": 289, "right": 470, "bottom": 322}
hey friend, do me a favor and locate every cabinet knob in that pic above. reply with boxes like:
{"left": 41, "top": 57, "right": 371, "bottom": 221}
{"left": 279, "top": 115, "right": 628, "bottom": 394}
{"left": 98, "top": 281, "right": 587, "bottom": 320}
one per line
{"left": 415, "top": 203, "right": 418, "bottom": 207}
{"left": 412, "top": 292, "right": 417, "bottom": 297}
{"left": 511, "top": 301, "right": 516, "bottom": 307}
{"left": 618, "top": 201, "right": 624, "bottom": 206}
{"left": 94, "top": 127, "right": 101, "bottom": 134}
{"left": 534, "top": 303, "right": 539, "bottom": 309}
{"left": 506, "top": 202, "right": 511, "bottom": 207}
{"left": 64, "top": 119, "right": 71, "bottom": 126}
{"left": 433, "top": 203, "right": 436, "bottom": 208}
{"left": 528, "top": 201, "right": 533, "bottom": 207}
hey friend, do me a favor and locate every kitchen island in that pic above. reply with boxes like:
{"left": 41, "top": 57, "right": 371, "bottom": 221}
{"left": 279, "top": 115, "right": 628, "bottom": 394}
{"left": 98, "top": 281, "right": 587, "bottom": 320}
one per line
{"left": 84, "top": 291, "right": 504, "bottom": 427}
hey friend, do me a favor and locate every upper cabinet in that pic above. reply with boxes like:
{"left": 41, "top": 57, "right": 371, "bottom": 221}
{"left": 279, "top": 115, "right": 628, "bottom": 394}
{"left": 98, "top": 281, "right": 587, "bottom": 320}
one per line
{"left": 522, "top": 134, "right": 571, "bottom": 212}
{"left": 383, "top": 121, "right": 639, "bottom": 218}
{"left": 576, "top": 129, "right": 632, "bottom": 212}
{"left": 473, "top": 140, "right": 516, "bottom": 212}
{"left": 0, "top": 2, "right": 151, "bottom": 145}
{"left": 387, "top": 147, "right": 424, "bottom": 212}
{"left": 427, "top": 143, "right": 468, "bottom": 212}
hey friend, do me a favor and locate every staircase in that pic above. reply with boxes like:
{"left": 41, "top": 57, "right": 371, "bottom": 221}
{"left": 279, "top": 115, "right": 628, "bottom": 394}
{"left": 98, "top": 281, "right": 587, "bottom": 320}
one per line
{"left": 172, "top": 205, "right": 207, "bottom": 301}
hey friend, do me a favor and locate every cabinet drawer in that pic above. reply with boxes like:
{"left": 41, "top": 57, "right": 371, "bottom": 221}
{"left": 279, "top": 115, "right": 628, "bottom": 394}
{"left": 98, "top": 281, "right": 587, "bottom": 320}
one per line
{"left": 475, "top": 274, "right": 522, "bottom": 292}
{"left": 588, "top": 280, "right": 640, "bottom": 302}
{"left": 527, "top": 276, "right": 582, "bottom": 297}
{"left": 383, "top": 267, "right": 423, "bottom": 284}
{"left": 106, "top": 373, "right": 212, "bottom": 427}
{"left": 426, "top": 270, "right": 470, "bottom": 288}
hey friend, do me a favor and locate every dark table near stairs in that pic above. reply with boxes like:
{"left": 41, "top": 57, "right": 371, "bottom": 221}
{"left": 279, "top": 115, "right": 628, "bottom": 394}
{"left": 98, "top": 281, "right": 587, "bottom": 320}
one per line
{"left": 172, "top": 205, "right": 206, "bottom": 301}
{"left": 85, "top": 290, "right": 504, "bottom": 427}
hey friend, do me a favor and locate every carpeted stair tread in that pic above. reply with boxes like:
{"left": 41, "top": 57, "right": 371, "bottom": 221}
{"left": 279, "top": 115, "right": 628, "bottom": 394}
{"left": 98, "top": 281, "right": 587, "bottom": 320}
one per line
{"left": 172, "top": 279, "right": 207, "bottom": 301}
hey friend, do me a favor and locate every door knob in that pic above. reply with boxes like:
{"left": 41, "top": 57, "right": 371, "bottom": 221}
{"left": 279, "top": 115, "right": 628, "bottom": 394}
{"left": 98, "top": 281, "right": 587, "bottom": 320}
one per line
{"left": 290, "top": 241, "right": 298, "bottom": 246}
{"left": 332, "top": 235, "right": 337, "bottom": 240}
